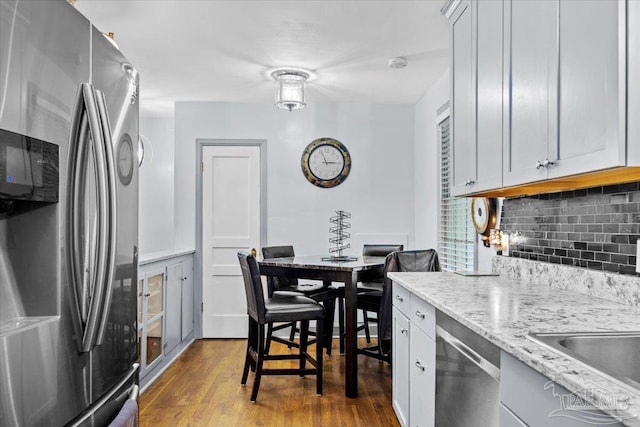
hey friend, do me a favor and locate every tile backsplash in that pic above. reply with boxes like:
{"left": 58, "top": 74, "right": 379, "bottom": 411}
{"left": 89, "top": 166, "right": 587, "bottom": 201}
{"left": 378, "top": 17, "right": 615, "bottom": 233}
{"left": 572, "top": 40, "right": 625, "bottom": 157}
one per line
{"left": 500, "top": 182, "right": 640, "bottom": 277}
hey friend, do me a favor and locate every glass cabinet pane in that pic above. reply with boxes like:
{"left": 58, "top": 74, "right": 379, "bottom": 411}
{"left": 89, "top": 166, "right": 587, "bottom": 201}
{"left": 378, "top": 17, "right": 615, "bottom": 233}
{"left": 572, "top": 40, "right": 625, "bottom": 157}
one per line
{"left": 147, "top": 273, "right": 164, "bottom": 318}
{"left": 147, "top": 318, "right": 163, "bottom": 365}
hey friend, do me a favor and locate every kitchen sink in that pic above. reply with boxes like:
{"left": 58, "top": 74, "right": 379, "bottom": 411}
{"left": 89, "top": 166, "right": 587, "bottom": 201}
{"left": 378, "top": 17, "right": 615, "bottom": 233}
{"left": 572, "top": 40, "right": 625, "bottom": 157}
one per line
{"left": 528, "top": 331, "right": 640, "bottom": 391}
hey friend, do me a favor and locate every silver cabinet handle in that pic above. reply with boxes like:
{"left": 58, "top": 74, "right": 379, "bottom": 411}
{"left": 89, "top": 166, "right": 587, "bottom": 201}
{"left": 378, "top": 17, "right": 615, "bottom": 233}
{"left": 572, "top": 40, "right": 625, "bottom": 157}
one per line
{"left": 395, "top": 295, "right": 404, "bottom": 302}
{"left": 536, "top": 159, "right": 556, "bottom": 169}
{"left": 415, "top": 360, "right": 425, "bottom": 371}
{"left": 415, "top": 310, "right": 426, "bottom": 319}
{"left": 400, "top": 328, "right": 408, "bottom": 334}
{"left": 464, "top": 179, "right": 476, "bottom": 186}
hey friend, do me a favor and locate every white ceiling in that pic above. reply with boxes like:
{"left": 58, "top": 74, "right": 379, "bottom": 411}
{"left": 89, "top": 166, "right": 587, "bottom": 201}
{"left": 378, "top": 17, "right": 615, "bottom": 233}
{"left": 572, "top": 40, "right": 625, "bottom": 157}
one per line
{"left": 74, "top": 0, "right": 450, "bottom": 118}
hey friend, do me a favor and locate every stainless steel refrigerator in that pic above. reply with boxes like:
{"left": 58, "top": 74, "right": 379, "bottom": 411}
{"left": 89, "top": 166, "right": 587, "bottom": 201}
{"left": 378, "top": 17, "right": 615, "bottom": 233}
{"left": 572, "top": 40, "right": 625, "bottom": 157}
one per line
{"left": 0, "top": 1, "right": 140, "bottom": 425}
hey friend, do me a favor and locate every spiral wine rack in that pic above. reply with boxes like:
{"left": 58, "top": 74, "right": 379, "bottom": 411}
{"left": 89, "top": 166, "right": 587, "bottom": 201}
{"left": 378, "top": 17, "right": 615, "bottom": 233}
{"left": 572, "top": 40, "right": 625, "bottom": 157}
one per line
{"left": 322, "top": 210, "right": 356, "bottom": 261}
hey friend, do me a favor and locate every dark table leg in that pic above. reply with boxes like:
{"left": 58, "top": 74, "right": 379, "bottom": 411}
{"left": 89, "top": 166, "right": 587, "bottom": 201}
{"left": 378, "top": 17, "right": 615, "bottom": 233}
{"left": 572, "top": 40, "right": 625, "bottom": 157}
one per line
{"left": 344, "top": 270, "right": 359, "bottom": 398}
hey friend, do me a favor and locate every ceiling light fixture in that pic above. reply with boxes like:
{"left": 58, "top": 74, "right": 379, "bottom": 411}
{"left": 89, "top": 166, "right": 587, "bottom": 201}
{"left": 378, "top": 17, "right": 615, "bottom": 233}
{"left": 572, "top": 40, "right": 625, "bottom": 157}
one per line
{"left": 271, "top": 68, "right": 310, "bottom": 112}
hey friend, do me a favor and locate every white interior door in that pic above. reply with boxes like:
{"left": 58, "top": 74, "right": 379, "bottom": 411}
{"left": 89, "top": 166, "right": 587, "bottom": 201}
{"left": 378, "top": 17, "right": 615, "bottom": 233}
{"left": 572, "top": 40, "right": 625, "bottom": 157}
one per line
{"left": 201, "top": 145, "right": 261, "bottom": 338}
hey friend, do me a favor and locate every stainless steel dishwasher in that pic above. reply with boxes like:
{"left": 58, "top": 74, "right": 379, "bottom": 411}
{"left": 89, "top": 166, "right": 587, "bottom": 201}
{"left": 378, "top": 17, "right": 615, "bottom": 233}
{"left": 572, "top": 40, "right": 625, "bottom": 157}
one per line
{"left": 435, "top": 311, "right": 501, "bottom": 426}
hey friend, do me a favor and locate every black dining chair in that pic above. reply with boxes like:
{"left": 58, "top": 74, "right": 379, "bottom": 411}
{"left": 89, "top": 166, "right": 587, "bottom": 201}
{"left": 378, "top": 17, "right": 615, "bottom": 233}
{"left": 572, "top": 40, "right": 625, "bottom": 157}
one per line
{"left": 261, "top": 245, "right": 340, "bottom": 355}
{"left": 357, "top": 249, "right": 440, "bottom": 363}
{"left": 238, "top": 251, "right": 325, "bottom": 402}
{"left": 333, "top": 244, "right": 405, "bottom": 352}
{"left": 355, "top": 244, "right": 404, "bottom": 343}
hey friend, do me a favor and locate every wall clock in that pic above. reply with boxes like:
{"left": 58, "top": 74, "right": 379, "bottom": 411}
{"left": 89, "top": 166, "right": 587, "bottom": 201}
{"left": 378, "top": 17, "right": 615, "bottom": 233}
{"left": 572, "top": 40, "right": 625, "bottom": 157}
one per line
{"left": 117, "top": 133, "right": 134, "bottom": 186}
{"left": 301, "top": 137, "right": 351, "bottom": 188}
{"left": 471, "top": 197, "right": 497, "bottom": 247}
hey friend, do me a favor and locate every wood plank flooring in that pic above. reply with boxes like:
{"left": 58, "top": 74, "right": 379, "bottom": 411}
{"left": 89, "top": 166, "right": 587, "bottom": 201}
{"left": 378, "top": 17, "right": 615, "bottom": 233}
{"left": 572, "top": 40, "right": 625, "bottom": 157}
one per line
{"left": 140, "top": 338, "right": 400, "bottom": 426}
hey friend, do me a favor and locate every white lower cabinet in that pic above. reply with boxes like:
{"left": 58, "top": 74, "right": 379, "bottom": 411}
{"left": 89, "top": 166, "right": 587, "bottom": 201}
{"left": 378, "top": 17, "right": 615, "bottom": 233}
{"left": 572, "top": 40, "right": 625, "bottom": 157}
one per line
{"left": 392, "top": 284, "right": 435, "bottom": 427}
{"left": 138, "top": 251, "right": 195, "bottom": 386}
{"left": 409, "top": 326, "right": 435, "bottom": 427}
{"left": 500, "top": 352, "right": 624, "bottom": 426}
{"left": 165, "top": 258, "right": 195, "bottom": 354}
{"left": 392, "top": 307, "right": 410, "bottom": 426}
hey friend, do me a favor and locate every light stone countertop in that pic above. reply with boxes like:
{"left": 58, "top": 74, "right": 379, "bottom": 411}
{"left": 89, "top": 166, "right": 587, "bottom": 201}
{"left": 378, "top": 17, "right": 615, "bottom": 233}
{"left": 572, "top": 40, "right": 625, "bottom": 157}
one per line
{"left": 388, "top": 271, "right": 640, "bottom": 426}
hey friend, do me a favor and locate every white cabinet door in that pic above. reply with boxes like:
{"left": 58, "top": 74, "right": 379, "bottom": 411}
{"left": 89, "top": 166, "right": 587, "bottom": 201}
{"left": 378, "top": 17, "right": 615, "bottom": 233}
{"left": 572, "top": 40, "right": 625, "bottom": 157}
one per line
{"left": 474, "top": 0, "right": 503, "bottom": 193}
{"left": 392, "top": 307, "right": 410, "bottom": 427}
{"left": 181, "top": 257, "right": 194, "bottom": 340}
{"left": 451, "top": 0, "right": 477, "bottom": 196}
{"left": 504, "top": 0, "right": 557, "bottom": 186}
{"left": 553, "top": 0, "right": 625, "bottom": 177}
{"left": 165, "top": 263, "right": 183, "bottom": 354}
{"left": 409, "top": 326, "right": 436, "bottom": 427}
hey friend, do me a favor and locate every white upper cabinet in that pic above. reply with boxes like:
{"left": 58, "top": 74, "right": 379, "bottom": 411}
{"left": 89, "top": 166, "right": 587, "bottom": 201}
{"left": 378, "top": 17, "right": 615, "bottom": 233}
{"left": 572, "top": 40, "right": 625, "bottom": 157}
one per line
{"left": 451, "top": 0, "right": 476, "bottom": 196}
{"left": 451, "top": 0, "right": 503, "bottom": 196}
{"left": 446, "top": 0, "right": 634, "bottom": 196}
{"left": 553, "top": 0, "right": 625, "bottom": 177}
{"left": 503, "top": 0, "right": 557, "bottom": 186}
{"left": 475, "top": 0, "right": 504, "bottom": 191}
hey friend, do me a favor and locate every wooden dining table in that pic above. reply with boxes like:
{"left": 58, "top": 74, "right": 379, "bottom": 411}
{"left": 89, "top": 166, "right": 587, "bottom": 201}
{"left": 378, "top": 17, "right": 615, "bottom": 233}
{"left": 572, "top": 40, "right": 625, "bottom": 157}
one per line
{"left": 257, "top": 255, "right": 386, "bottom": 398}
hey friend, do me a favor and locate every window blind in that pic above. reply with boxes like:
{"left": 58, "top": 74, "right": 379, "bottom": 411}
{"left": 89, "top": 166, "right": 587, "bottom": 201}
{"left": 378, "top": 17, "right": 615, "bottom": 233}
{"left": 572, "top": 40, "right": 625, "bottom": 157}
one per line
{"left": 438, "top": 116, "right": 475, "bottom": 272}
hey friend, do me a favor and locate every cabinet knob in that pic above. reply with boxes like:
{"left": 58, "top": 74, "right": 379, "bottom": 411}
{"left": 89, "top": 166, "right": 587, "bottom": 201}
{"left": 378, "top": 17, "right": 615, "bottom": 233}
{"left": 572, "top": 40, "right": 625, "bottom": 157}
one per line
{"left": 395, "top": 295, "right": 404, "bottom": 302}
{"left": 415, "top": 360, "right": 425, "bottom": 371}
{"left": 536, "top": 160, "right": 544, "bottom": 170}
{"left": 415, "top": 310, "right": 426, "bottom": 319}
{"left": 400, "top": 328, "right": 408, "bottom": 334}
{"left": 144, "top": 293, "right": 151, "bottom": 297}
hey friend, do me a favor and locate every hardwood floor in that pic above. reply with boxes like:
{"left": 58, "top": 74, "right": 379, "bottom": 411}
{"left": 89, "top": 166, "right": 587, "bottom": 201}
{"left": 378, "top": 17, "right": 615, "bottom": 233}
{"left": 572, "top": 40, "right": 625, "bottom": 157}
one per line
{"left": 140, "top": 338, "right": 400, "bottom": 426}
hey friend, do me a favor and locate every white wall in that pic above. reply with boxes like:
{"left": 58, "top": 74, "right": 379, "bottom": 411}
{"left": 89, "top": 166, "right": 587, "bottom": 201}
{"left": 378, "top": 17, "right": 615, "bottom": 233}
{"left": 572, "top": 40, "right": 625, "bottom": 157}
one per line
{"left": 174, "top": 102, "right": 415, "bottom": 255}
{"left": 414, "top": 70, "right": 449, "bottom": 250}
{"left": 138, "top": 116, "right": 175, "bottom": 255}
{"left": 413, "top": 70, "right": 494, "bottom": 270}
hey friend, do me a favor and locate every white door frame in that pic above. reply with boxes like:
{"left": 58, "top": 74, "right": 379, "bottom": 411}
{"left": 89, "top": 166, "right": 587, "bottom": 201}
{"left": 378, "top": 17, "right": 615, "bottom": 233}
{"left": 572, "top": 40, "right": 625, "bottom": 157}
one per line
{"left": 194, "top": 139, "right": 267, "bottom": 339}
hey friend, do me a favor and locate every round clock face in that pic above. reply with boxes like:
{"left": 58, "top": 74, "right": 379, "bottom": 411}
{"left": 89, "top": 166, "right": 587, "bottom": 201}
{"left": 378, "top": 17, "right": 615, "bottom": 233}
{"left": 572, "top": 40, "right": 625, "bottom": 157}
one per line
{"left": 301, "top": 138, "right": 351, "bottom": 188}
{"left": 117, "top": 134, "right": 134, "bottom": 186}
{"left": 471, "top": 197, "right": 497, "bottom": 236}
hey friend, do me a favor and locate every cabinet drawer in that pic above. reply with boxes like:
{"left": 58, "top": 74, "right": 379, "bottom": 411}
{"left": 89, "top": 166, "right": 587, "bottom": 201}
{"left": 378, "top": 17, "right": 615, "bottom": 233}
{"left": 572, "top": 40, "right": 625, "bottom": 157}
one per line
{"left": 409, "top": 295, "right": 436, "bottom": 339}
{"left": 391, "top": 282, "right": 411, "bottom": 316}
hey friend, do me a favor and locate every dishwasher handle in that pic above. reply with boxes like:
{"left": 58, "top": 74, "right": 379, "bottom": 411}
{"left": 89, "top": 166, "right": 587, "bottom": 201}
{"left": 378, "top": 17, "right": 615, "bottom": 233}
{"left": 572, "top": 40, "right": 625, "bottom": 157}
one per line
{"left": 437, "top": 325, "right": 500, "bottom": 382}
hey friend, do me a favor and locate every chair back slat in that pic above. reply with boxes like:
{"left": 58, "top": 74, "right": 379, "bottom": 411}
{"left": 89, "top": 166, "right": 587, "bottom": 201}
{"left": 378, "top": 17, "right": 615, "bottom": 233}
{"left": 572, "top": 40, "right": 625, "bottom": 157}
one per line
{"left": 238, "top": 251, "right": 266, "bottom": 322}
{"left": 395, "top": 249, "right": 441, "bottom": 273}
{"left": 261, "top": 245, "right": 299, "bottom": 294}
{"left": 362, "top": 244, "right": 404, "bottom": 257}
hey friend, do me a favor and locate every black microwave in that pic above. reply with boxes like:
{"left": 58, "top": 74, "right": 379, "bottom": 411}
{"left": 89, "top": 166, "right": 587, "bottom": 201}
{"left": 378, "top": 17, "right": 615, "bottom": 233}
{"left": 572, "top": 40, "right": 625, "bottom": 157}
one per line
{"left": 0, "top": 128, "right": 59, "bottom": 202}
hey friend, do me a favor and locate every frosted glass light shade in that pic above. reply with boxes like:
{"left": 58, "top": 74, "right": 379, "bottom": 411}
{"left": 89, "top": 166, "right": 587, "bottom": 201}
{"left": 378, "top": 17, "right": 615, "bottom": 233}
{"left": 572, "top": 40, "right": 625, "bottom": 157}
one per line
{"left": 271, "top": 70, "right": 309, "bottom": 111}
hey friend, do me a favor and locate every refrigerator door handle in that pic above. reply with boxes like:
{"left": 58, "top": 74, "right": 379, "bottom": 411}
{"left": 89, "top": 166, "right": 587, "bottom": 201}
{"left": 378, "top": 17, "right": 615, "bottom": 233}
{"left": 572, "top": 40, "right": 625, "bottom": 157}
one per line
{"left": 67, "top": 82, "right": 111, "bottom": 352}
{"left": 94, "top": 90, "right": 118, "bottom": 346}
{"left": 67, "top": 84, "right": 90, "bottom": 350}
